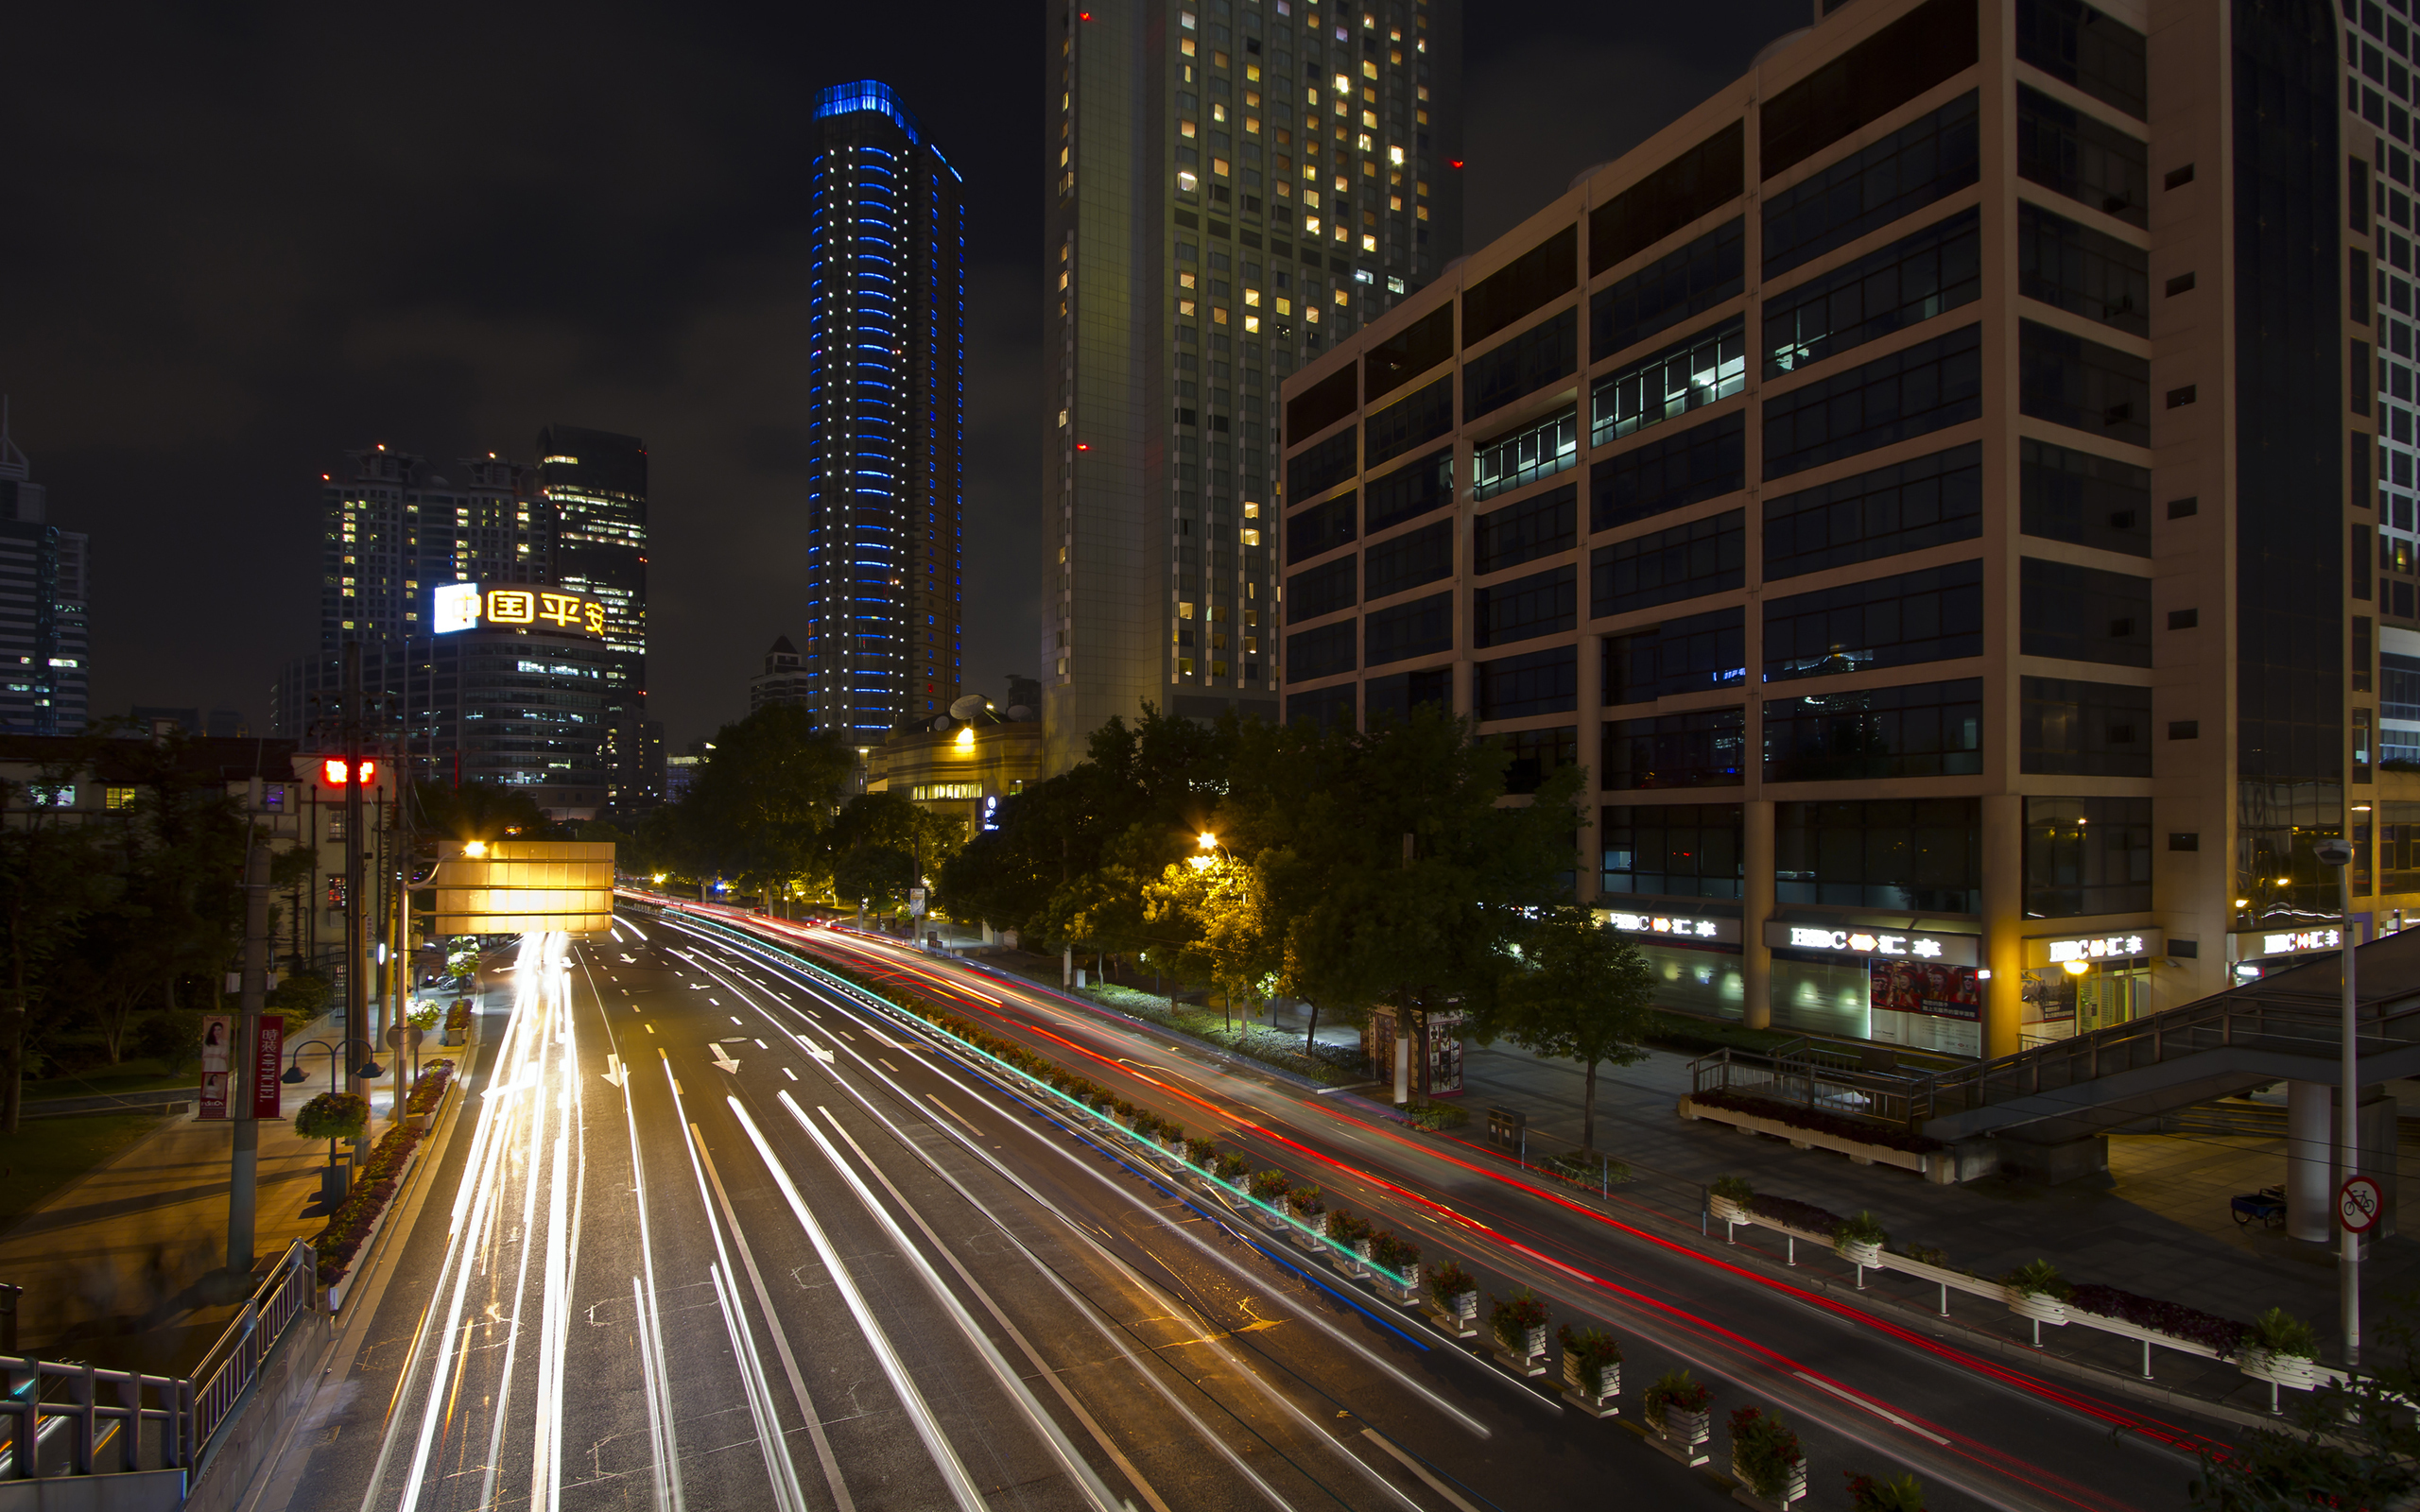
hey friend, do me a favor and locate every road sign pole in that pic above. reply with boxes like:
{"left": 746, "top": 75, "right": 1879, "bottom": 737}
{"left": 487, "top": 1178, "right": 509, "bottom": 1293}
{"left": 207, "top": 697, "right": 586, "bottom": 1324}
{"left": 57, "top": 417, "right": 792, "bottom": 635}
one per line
{"left": 2340, "top": 850, "right": 2362, "bottom": 1369}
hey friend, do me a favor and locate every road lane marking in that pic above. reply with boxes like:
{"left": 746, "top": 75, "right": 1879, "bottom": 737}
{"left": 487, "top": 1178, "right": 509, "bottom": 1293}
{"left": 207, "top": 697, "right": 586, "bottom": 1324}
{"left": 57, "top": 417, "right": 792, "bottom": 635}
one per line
{"left": 877, "top": 1057, "right": 901, "bottom": 1074}
{"left": 693, "top": 1136, "right": 856, "bottom": 1512}
{"left": 924, "top": 1093, "right": 982, "bottom": 1137}
{"left": 730, "top": 1102, "right": 991, "bottom": 1512}
{"left": 1361, "top": 1431, "right": 1483, "bottom": 1512}
{"left": 783, "top": 1067, "right": 798, "bottom": 1081}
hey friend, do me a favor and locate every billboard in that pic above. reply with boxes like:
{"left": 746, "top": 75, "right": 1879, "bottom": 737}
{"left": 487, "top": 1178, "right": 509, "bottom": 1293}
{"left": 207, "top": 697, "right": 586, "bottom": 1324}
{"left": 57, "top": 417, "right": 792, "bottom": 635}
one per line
{"left": 425, "top": 839, "right": 616, "bottom": 935}
{"left": 430, "top": 583, "right": 608, "bottom": 639}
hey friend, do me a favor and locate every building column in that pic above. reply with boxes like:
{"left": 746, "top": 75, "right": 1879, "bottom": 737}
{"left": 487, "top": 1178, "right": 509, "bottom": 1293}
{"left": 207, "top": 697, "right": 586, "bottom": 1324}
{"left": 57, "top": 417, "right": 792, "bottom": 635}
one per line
{"left": 1743, "top": 799, "right": 1774, "bottom": 1029}
{"left": 1980, "top": 793, "right": 2025, "bottom": 1058}
{"left": 2287, "top": 1079, "right": 2333, "bottom": 1243}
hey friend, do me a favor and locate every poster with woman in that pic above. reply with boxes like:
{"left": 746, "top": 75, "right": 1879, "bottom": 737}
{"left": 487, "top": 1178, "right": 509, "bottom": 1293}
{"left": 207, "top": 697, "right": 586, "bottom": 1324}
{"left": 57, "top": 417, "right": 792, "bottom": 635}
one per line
{"left": 199, "top": 1013, "right": 233, "bottom": 1120}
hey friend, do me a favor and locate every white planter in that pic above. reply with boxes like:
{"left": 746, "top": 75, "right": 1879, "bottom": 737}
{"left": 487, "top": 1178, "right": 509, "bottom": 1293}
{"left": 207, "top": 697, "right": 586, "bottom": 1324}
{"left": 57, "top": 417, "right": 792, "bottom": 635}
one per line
{"left": 1709, "top": 1194, "right": 1752, "bottom": 1227}
{"left": 1427, "top": 1289, "right": 1478, "bottom": 1337}
{"left": 1287, "top": 1215, "right": 1324, "bottom": 1251}
{"left": 1255, "top": 1204, "right": 1289, "bottom": 1232}
{"left": 1838, "top": 1238, "right": 1882, "bottom": 1268}
{"left": 1731, "top": 1451, "right": 1807, "bottom": 1508}
{"left": 1371, "top": 1259, "right": 1419, "bottom": 1306}
{"left": 2240, "top": 1348, "right": 2328, "bottom": 1392}
{"left": 1562, "top": 1353, "right": 1619, "bottom": 1416}
{"left": 1326, "top": 1229, "right": 1369, "bottom": 1277}
{"left": 2007, "top": 1290, "right": 2070, "bottom": 1327}
{"left": 1651, "top": 1404, "right": 1711, "bottom": 1467}
{"left": 1492, "top": 1321, "right": 1547, "bottom": 1374}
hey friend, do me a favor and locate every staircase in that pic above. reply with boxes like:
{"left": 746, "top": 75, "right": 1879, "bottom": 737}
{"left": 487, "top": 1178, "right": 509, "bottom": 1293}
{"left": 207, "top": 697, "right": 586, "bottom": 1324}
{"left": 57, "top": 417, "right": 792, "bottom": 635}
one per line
{"left": 1688, "top": 928, "right": 2420, "bottom": 1146}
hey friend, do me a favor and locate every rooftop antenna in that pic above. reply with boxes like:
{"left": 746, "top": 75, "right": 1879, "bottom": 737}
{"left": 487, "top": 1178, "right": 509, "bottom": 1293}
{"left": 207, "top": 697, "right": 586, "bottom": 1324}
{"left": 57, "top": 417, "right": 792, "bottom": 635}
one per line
{"left": 0, "top": 397, "right": 25, "bottom": 481}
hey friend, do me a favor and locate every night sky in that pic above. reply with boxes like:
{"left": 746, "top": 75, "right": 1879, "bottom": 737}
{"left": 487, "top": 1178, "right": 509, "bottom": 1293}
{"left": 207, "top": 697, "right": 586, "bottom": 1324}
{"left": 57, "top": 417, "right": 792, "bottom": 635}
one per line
{"left": 5, "top": 0, "right": 1806, "bottom": 749}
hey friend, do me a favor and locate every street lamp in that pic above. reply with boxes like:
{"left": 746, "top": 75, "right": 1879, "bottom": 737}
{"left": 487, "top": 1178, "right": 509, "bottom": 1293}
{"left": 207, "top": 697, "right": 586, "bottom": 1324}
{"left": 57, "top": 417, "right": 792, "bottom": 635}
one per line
{"left": 283, "top": 1038, "right": 384, "bottom": 1172}
{"left": 2315, "top": 834, "right": 2361, "bottom": 1368}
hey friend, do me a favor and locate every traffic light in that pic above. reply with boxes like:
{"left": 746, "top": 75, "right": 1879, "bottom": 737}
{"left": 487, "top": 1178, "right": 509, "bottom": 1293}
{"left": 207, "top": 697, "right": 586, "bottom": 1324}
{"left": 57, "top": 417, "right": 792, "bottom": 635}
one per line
{"left": 320, "top": 757, "right": 377, "bottom": 787}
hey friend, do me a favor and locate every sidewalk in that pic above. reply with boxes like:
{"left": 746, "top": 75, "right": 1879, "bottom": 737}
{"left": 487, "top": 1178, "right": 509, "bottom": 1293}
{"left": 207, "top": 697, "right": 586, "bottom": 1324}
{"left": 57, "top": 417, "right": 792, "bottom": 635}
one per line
{"left": 0, "top": 1011, "right": 430, "bottom": 1377}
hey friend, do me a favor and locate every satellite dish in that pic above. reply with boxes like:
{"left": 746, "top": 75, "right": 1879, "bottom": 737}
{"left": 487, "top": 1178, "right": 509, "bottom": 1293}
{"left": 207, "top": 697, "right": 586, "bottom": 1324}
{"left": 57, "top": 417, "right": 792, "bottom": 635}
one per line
{"left": 949, "top": 694, "right": 987, "bottom": 720}
{"left": 931, "top": 714, "right": 952, "bottom": 732}
{"left": 1005, "top": 705, "right": 1035, "bottom": 722}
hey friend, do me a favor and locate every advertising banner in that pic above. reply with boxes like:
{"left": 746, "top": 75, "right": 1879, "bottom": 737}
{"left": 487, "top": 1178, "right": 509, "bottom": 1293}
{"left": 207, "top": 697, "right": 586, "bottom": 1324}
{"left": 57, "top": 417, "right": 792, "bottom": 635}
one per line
{"left": 253, "top": 1016, "right": 285, "bottom": 1119}
{"left": 1867, "top": 959, "right": 1982, "bottom": 1022}
{"left": 199, "top": 1013, "right": 233, "bottom": 1120}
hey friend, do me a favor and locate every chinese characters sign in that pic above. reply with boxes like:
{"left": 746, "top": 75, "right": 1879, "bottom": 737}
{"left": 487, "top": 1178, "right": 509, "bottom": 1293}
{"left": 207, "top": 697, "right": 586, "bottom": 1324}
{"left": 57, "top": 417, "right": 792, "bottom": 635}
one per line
{"left": 1768, "top": 922, "right": 1979, "bottom": 967}
{"left": 2029, "top": 929, "right": 2164, "bottom": 968}
{"left": 1597, "top": 910, "right": 1739, "bottom": 944}
{"left": 430, "top": 582, "right": 607, "bottom": 639}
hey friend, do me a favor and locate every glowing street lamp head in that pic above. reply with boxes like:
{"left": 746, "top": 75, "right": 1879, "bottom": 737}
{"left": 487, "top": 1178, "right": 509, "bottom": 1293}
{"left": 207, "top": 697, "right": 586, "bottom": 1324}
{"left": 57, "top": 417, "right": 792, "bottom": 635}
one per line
{"left": 462, "top": 840, "right": 488, "bottom": 858}
{"left": 1198, "top": 831, "right": 1217, "bottom": 850}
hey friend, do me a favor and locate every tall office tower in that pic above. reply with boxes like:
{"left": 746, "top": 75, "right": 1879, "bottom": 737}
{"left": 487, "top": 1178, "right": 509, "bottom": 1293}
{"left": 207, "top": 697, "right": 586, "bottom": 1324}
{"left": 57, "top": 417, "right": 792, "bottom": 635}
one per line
{"left": 2345, "top": 5, "right": 2420, "bottom": 769}
{"left": 801, "top": 80, "right": 967, "bottom": 739}
{"left": 1283, "top": 0, "right": 2364, "bottom": 1063}
{"left": 320, "top": 445, "right": 548, "bottom": 648}
{"left": 1040, "top": 0, "right": 1464, "bottom": 771}
{"left": 0, "top": 415, "right": 88, "bottom": 734}
{"left": 537, "top": 425, "right": 651, "bottom": 807}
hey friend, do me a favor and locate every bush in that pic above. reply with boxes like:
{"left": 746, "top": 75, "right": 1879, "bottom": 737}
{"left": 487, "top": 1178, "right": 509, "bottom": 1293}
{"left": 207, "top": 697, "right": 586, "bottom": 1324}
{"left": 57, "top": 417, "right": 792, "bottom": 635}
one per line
{"left": 444, "top": 1001, "right": 472, "bottom": 1034}
{"left": 1182, "top": 1136, "right": 1219, "bottom": 1167}
{"left": 1835, "top": 1210, "right": 1887, "bottom": 1252}
{"left": 2001, "top": 1259, "right": 2072, "bottom": 1300}
{"left": 1893, "top": 1241, "right": 1949, "bottom": 1267}
{"left": 133, "top": 1011, "right": 204, "bottom": 1075}
{"left": 1287, "top": 1184, "right": 1325, "bottom": 1219}
{"left": 1846, "top": 1470, "right": 1927, "bottom": 1512}
{"left": 2249, "top": 1307, "right": 2321, "bottom": 1361}
{"left": 309, "top": 1061, "right": 456, "bottom": 1284}
{"left": 1324, "top": 1209, "right": 1374, "bottom": 1246}
{"left": 2067, "top": 1283, "right": 2247, "bottom": 1358}
{"left": 1213, "top": 1151, "right": 1250, "bottom": 1183}
{"left": 270, "top": 971, "right": 333, "bottom": 1029}
{"left": 1488, "top": 1289, "right": 1550, "bottom": 1353}
{"left": 1369, "top": 1230, "right": 1420, "bottom": 1276}
{"left": 1749, "top": 1194, "right": 1841, "bottom": 1236}
{"left": 1709, "top": 1174, "right": 1755, "bottom": 1204}
{"left": 1427, "top": 1258, "right": 1477, "bottom": 1309}
{"left": 1728, "top": 1406, "right": 1804, "bottom": 1500}
{"left": 295, "top": 1091, "right": 371, "bottom": 1143}
{"left": 1248, "top": 1169, "right": 1291, "bottom": 1204}
{"left": 1543, "top": 1150, "right": 1630, "bottom": 1189}
{"left": 1644, "top": 1368, "right": 1710, "bottom": 1426}
{"left": 1557, "top": 1324, "right": 1622, "bottom": 1395}
{"left": 1691, "top": 1088, "right": 1945, "bottom": 1153}
{"left": 1406, "top": 1101, "right": 1469, "bottom": 1132}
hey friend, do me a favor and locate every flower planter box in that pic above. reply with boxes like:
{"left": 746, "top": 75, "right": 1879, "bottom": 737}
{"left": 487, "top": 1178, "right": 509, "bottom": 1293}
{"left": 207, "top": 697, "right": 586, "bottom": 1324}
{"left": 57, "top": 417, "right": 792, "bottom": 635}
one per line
{"left": 440, "top": 1029, "right": 464, "bottom": 1048}
{"left": 1287, "top": 1221, "right": 1324, "bottom": 1253}
{"left": 1709, "top": 1194, "right": 1752, "bottom": 1228}
{"left": 1372, "top": 1262, "right": 1420, "bottom": 1308}
{"left": 1492, "top": 1324, "right": 1547, "bottom": 1378}
{"left": 1255, "top": 1207, "right": 1289, "bottom": 1233}
{"left": 1730, "top": 1452, "right": 1807, "bottom": 1509}
{"left": 1329, "top": 1236, "right": 1371, "bottom": 1280}
{"left": 1650, "top": 1406, "right": 1711, "bottom": 1468}
{"left": 1838, "top": 1238, "right": 1882, "bottom": 1269}
{"left": 1561, "top": 1354, "right": 1619, "bottom": 1418}
{"left": 1426, "top": 1291, "right": 1478, "bottom": 1339}
{"left": 1678, "top": 1095, "right": 1929, "bottom": 1177}
{"left": 2240, "top": 1346, "right": 2329, "bottom": 1413}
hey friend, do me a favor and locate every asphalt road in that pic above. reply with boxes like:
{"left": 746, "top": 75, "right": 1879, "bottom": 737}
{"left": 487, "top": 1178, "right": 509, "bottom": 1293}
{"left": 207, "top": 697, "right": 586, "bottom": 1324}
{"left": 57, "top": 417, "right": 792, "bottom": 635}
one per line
{"left": 631, "top": 904, "right": 2245, "bottom": 1512}
{"left": 258, "top": 915, "right": 1743, "bottom": 1512}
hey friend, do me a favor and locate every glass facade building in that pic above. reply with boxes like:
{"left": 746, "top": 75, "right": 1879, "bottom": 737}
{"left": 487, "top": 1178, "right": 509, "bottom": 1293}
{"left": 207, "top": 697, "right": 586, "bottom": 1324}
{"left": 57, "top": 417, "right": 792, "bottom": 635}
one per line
{"left": 537, "top": 425, "right": 652, "bottom": 806}
{"left": 1282, "top": 0, "right": 2374, "bottom": 1057}
{"left": 1041, "top": 0, "right": 1465, "bottom": 771}
{"left": 803, "top": 80, "right": 966, "bottom": 738}
{"left": 0, "top": 421, "right": 88, "bottom": 736}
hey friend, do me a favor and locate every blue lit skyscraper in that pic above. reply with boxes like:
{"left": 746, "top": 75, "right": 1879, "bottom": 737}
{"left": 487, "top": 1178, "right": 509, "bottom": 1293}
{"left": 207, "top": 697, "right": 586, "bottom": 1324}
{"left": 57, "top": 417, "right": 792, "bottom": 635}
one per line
{"left": 804, "top": 80, "right": 966, "bottom": 737}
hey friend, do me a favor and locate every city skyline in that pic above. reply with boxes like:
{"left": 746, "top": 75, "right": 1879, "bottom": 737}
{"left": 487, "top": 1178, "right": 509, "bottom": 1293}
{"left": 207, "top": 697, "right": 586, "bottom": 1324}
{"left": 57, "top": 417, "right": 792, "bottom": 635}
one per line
{"left": 0, "top": 1, "right": 1810, "bottom": 749}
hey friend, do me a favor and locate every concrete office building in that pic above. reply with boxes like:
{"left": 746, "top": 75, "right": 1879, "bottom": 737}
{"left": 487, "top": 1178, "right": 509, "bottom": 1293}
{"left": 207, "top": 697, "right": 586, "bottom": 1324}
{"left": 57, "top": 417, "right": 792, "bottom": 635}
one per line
{"left": 751, "top": 635, "right": 812, "bottom": 713}
{"left": 1280, "top": 0, "right": 2371, "bottom": 1058}
{"left": 0, "top": 417, "right": 88, "bottom": 736}
{"left": 537, "top": 425, "right": 653, "bottom": 808}
{"left": 802, "top": 81, "right": 966, "bottom": 739}
{"left": 320, "top": 445, "right": 548, "bottom": 647}
{"left": 1040, "top": 0, "right": 1464, "bottom": 771}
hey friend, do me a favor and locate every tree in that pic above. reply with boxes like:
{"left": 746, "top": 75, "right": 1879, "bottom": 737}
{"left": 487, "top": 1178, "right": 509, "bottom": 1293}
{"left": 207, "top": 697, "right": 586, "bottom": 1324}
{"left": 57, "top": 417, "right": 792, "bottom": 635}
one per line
{"left": 413, "top": 779, "right": 557, "bottom": 842}
{"left": 2191, "top": 1295, "right": 2420, "bottom": 1508}
{"left": 1208, "top": 703, "right": 1585, "bottom": 1093}
{"left": 678, "top": 704, "right": 857, "bottom": 904}
{"left": 1142, "top": 842, "right": 1281, "bottom": 1025}
{"left": 1472, "top": 907, "right": 1654, "bottom": 1151}
{"left": 824, "top": 791, "right": 963, "bottom": 911}
{"left": 0, "top": 741, "right": 116, "bottom": 1131}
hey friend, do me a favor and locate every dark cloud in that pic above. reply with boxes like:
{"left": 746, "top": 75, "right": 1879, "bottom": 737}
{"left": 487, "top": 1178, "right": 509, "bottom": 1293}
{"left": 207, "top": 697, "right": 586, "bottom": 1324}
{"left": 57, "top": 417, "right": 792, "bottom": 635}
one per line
{"left": 3, "top": 0, "right": 1802, "bottom": 748}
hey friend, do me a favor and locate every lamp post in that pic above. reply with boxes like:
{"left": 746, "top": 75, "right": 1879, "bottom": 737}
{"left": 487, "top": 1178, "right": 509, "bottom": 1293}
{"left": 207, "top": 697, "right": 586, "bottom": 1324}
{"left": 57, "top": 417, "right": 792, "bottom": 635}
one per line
{"left": 2314, "top": 834, "right": 2361, "bottom": 1368}
{"left": 284, "top": 1039, "right": 384, "bottom": 1172}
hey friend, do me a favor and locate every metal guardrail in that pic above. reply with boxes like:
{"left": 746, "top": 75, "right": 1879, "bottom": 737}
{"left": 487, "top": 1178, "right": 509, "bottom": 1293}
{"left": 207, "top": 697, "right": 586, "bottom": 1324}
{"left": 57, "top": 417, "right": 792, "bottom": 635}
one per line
{"left": 1691, "top": 979, "right": 2420, "bottom": 1138}
{"left": 0, "top": 1357, "right": 189, "bottom": 1479}
{"left": 189, "top": 1239, "right": 317, "bottom": 1459}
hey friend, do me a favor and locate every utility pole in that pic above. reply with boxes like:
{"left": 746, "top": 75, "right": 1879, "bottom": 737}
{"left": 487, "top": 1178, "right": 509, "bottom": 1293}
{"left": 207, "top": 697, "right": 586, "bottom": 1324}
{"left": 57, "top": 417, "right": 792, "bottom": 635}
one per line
{"left": 2317, "top": 835, "right": 2362, "bottom": 1368}
{"left": 227, "top": 802, "right": 270, "bottom": 1275}
{"left": 344, "top": 641, "right": 371, "bottom": 1165}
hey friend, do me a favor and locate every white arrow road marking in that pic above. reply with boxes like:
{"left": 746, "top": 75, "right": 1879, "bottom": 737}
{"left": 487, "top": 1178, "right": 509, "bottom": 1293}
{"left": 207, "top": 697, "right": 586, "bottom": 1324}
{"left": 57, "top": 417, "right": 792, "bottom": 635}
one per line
{"left": 711, "top": 1043, "right": 742, "bottom": 1074}
{"left": 603, "top": 1055, "right": 628, "bottom": 1088}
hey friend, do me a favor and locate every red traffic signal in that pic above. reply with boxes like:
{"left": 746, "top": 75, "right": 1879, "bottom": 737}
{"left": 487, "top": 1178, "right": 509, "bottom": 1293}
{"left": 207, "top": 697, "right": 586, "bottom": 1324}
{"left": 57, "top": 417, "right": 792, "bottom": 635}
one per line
{"left": 320, "top": 757, "right": 378, "bottom": 786}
